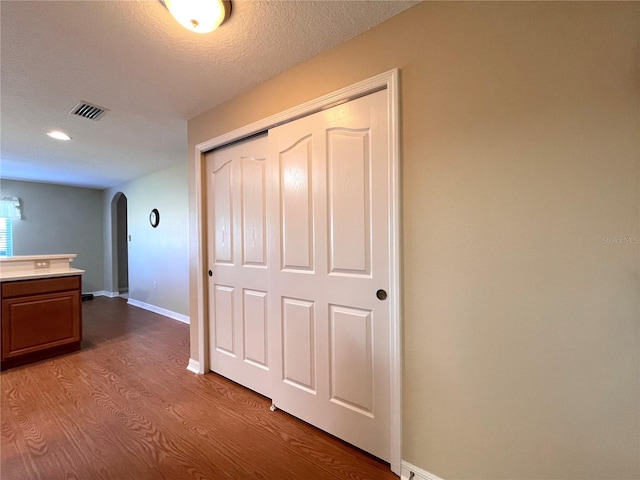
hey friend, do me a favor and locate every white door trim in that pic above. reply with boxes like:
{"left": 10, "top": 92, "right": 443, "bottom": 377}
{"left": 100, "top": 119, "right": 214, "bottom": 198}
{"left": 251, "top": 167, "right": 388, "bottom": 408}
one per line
{"left": 192, "top": 68, "right": 402, "bottom": 475}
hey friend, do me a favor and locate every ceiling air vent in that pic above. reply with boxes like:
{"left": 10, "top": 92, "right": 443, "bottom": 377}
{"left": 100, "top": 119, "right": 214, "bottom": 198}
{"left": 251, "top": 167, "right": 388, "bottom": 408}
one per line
{"left": 70, "top": 101, "right": 108, "bottom": 121}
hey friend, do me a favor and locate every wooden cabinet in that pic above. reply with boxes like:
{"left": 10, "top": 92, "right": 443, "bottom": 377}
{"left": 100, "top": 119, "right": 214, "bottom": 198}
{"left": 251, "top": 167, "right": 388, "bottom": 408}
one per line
{"left": 1, "top": 275, "right": 82, "bottom": 369}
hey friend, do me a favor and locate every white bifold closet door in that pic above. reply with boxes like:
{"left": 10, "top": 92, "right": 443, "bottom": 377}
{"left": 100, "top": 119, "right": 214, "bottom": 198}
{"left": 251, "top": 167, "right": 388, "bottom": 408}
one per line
{"left": 206, "top": 89, "right": 391, "bottom": 462}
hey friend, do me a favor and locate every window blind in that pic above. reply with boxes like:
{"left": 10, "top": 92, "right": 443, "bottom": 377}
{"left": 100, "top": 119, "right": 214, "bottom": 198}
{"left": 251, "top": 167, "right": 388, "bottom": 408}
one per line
{"left": 0, "top": 218, "right": 13, "bottom": 256}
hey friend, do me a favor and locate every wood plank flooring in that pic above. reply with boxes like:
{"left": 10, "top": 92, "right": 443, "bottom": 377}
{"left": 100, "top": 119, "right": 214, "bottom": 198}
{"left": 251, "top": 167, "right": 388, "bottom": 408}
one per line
{"left": 0, "top": 297, "right": 397, "bottom": 480}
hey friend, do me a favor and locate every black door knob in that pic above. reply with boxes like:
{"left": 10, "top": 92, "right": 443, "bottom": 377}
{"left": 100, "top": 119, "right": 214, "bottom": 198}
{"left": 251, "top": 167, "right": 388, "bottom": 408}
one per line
{"left": 208, "top": 270, "right": 213, "bottom": 277}
{"left": 376, "top": 289, "right": 387, "bottom": 300}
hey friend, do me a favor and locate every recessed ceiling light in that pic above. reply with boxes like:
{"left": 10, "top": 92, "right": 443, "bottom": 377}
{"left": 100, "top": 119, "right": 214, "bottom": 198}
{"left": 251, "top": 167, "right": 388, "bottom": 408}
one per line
{"left": 47, "top": 130, "right": 71, "bottom": 141}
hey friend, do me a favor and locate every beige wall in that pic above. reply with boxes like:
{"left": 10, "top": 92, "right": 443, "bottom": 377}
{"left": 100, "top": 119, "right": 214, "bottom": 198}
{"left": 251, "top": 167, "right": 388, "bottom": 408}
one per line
{"left": 104, "top": 163, "right": 189, "bottom": 316}
{"left": 188, "top": 2, "right": 639, "bottom": 478}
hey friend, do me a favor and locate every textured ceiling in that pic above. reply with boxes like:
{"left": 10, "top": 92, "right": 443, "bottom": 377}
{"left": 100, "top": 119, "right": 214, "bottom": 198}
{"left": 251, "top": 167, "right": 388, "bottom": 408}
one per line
{"left": 0, "top": 0, "right": 418, "bottom": 189}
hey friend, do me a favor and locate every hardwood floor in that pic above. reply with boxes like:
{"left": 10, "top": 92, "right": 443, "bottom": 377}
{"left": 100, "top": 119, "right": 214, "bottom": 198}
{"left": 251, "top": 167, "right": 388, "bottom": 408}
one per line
{"left": 0, "top": 297, "right": 397, "bottom": 479}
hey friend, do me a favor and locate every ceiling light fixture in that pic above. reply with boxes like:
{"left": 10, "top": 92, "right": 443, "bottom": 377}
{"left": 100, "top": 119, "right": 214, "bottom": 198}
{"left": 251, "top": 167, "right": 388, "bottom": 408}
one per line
{"left": 47, "top": 130, "right": 71, "bottom": 141}
{"left": 160, "top": 0, "right": 231, "bottom": 34}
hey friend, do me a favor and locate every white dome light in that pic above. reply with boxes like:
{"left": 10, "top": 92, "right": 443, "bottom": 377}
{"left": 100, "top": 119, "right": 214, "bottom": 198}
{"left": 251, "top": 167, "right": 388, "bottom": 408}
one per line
{"left": 161, "top": 0, "right": 231, "bottom": 34}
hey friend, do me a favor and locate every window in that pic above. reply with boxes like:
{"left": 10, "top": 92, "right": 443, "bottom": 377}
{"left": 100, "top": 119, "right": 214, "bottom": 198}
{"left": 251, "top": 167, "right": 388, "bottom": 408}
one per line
{"left": 0, "top": 217, "right": 13, "bottom": 256}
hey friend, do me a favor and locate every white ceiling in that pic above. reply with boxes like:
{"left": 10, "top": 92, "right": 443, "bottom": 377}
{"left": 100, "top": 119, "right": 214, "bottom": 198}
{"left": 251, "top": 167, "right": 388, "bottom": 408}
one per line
{"left": 1, "top": 0, "right": 418, "bottom": 190}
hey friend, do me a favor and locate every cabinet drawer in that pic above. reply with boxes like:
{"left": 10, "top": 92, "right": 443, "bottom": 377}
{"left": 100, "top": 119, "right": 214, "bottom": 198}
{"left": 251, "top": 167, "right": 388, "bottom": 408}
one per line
{"left": 1, "top": 275, "right": 80, "bottom": 298}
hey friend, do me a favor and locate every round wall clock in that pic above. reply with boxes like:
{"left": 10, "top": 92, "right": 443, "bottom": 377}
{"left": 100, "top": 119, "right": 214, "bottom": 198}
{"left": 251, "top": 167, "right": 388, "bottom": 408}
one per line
{"left": 149, "top": 208, "right": 160, "bottom": 228}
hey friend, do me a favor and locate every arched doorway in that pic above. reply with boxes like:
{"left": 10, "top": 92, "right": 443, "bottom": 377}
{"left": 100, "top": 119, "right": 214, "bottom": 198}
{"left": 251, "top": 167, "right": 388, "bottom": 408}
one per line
{"left": 111, "top": 192, "right": 129, "bottom": 297}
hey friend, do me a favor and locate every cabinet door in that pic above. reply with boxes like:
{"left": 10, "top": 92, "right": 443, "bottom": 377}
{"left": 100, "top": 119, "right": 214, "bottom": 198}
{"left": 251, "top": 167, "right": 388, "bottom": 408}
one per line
{"left": 2, "top": 290, "right": 81, "bottom": 361}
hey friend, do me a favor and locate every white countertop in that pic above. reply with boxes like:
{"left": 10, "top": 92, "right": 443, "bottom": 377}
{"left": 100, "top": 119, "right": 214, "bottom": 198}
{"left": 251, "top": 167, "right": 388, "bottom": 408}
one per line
{"left": 1, "top": 268, "right": 85, "bottom": 282}
{"left": 0, "top": 254, "right": 78, "bottom": 263}
{"left": 0, "top": 254, "right": 84, "bottom": 282}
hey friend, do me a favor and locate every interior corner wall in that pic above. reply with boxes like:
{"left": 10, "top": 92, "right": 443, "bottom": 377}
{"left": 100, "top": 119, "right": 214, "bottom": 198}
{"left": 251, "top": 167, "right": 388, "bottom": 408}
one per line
{"left": 104, "top": 163, "right": 189, "bottom": 317}
{"left": 187, "top": 2, "right": 639, "bottom": 479}
{"left": 0, "top": 179, "right": 105, "bottom": 293}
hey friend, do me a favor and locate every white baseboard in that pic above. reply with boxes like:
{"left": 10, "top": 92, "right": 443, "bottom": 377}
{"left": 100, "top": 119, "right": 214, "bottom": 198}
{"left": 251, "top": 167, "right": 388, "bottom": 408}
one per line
{"left": 187, "top": 358, "right": 202, "bottom": 374}
{"left": 401, "top": 461, "right": 445, "bottom": 480}
{"left": 88, "top": 290, "right": 120, "bottom": 298}
{"left": 127, "top": 298, "right": 190, "bottom": 324}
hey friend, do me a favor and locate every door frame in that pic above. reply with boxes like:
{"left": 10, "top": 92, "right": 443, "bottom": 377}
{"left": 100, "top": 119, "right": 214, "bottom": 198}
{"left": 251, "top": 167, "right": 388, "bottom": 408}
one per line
{"left": 192, "top": 69, "right": 402, "bottom": 474}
